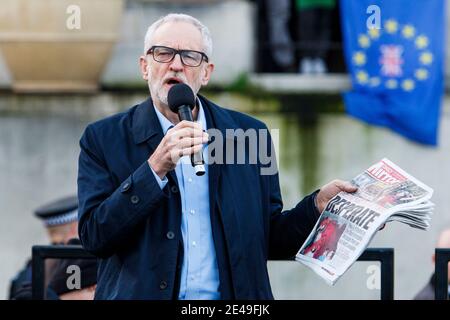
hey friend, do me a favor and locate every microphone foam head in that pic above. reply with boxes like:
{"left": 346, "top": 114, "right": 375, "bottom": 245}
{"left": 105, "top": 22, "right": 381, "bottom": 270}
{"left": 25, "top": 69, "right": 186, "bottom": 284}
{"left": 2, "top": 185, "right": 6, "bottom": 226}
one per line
{"left": 168, "top": 83, "right": 196, "bottom": 113}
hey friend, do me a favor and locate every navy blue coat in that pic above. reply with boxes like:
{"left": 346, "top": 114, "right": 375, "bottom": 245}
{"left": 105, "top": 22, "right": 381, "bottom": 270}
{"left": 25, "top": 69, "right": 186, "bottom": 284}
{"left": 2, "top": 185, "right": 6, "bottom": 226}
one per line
{"left": 77, "top": 95, "right": 320, "bottom": 299}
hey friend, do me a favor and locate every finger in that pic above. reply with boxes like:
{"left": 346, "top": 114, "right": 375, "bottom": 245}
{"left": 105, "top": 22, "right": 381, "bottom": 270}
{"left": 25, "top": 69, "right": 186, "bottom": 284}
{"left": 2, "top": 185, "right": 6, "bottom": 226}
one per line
{"left": 335, "top": 180, "right": 358, "bottom": 193}
{"left": 180, "top": 144, "right": 203, "bottom": 156}
{"left": 169, "top": 148, "right": 182, "bottom": 163}
{"left": 178, "top": 136, "right": 208, "bottom": 149}
{"left": 169, "top": 127, "right": 205, "bottom": 141}
{"left": 169, "top": 143, "right": 203, "bottom": 163}
{"left": 165, "top": 129, "right": 203, "bottom": 146}
{"left": 174, "top": 120, "right": 203, "bottom": 131}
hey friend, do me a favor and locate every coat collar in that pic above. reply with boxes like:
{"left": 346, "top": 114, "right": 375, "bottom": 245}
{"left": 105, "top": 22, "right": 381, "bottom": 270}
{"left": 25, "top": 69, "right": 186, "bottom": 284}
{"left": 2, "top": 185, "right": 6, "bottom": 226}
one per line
{"left": 197, "top": 94, "right": 240, "bottom": 136}
{"left": 130, "top": 94, "right": 241, "bottom": 193}
{"left": 131, "top": 94, "right": 241, "bottom": 146}
{"left": 131, "top": 97, "right": 162, "bottom": 145}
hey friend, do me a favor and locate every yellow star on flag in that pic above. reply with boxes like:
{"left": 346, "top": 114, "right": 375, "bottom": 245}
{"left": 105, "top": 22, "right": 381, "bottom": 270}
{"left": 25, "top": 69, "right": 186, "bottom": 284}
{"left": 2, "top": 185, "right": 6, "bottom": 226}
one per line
{"left": 415, "top": 35, "right": 429, "bottom": 49}
{"left": 415, "top": 69, "right": 429, "bottom": 80}
{"left": 358, "top": 34, "right": 370, "bottom": 48}
{"left": 385, "top": 19, "right": 398, "bottom": 33}
{"left": 356, "top": 71, "right": 369, "bottom": 84}
{"left": 402, "top": 25, "right": 415, "bottom": 39}
{"left": 386, "top": 79, "right": 398, "bottom": 89}
{"left": 368, "top": 28, "right": 380, "bottom": 39}
{"left": 353, "top": 52, "right": 366, "bottom": 66}
{"left": 370, "top": 77, "right": 381, "bottom": 87}
{"left": 420, "top": 52, "right": 433, "bottom": 65}
{"left": 402, "top": 79, "right": 415, "bottom": 91}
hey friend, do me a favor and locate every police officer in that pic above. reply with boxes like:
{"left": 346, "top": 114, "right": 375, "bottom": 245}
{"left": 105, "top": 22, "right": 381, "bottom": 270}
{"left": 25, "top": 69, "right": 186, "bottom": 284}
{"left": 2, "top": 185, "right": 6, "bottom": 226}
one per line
{"left": 47, "top": 238, "right": 97, "bottom": 300}
{"left": 8, "top": 196, "right": 79, "bottom": 299}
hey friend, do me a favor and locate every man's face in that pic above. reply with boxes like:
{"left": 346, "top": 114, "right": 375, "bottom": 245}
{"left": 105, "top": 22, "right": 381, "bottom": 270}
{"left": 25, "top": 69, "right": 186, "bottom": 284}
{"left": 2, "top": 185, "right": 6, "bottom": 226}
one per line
{"left": 140, "top": 21, "right": 214, "bottom": 107}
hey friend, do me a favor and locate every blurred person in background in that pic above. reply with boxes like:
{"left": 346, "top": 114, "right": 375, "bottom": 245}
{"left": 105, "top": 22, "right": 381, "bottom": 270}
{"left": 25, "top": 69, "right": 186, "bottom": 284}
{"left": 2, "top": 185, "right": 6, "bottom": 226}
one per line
{"left": 8, "top": 196, "right": 78, "bottom": 299}
{"left": 46, "top": 238, "right": 97, "bottom": 300}
{"left": 13, "top": 239, "right": 97, "bottom": 300}
{"left": 265, "top": 0, "right": 296, "bottom": 72}
{"left": 296, "top": 0, "right": 336, "bottom": 74}
{"left": 414, "top": 228, "right": 450, "bottom": 300}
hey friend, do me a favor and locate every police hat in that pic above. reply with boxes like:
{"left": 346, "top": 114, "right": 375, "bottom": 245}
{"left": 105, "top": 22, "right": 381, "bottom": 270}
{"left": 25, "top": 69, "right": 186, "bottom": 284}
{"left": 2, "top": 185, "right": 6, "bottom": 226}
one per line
{"left": 34, "top": 195, "right": 78, "bottom": 227}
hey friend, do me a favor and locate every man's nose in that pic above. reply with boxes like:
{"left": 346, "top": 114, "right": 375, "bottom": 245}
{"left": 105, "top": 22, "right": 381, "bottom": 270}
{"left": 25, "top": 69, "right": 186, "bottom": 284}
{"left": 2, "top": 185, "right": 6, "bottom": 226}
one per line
{"left": 169, "top": 53, "right": 184, "bottom": 71}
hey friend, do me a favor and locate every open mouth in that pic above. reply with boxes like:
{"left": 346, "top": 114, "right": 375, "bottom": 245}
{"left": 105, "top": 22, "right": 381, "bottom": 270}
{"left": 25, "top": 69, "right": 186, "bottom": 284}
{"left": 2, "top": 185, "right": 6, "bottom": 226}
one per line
{"left": 166, "top": 78, "right": 183, "bottom": 85}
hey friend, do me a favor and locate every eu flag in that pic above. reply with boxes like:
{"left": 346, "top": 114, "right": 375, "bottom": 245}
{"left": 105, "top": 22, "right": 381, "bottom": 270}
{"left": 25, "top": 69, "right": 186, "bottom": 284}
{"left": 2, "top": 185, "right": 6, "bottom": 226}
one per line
{"left": 340, "top": 0, "right": 445, "bottom": 145}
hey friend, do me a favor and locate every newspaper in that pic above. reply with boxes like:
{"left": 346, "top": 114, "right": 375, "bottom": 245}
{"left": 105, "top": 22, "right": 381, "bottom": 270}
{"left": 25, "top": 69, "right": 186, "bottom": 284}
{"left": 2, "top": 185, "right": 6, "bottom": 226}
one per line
{"left": 295, "top": 158, "right": 434, "bottom": 285}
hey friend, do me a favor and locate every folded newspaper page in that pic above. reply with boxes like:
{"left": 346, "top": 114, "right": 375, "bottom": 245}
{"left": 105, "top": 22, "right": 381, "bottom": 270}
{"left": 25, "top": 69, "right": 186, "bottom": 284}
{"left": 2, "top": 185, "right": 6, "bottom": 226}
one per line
{"left": 295, "top": 158, "right": 434, "bottom": 285}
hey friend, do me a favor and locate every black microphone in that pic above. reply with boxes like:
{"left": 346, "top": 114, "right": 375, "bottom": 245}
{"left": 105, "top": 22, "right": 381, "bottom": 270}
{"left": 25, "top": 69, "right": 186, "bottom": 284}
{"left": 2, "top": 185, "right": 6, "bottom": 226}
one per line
{"left": 167, "top": 83, "right": 205, "bottom": 176}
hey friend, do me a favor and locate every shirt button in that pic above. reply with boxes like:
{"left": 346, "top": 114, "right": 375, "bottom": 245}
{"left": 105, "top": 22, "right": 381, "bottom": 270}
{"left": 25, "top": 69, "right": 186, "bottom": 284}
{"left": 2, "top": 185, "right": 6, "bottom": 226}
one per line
{"left": 159, "top": 281, "right": 168, "bottom": 290}
{"left": 166, "top": 231, "right": 175, "bottom": 240}
{"left": 192, "top": 241, "right": 197, "bottom": 247}
{"left": 171, "top": 185, "right": 179, "bottom": 193}
{"left": 130, "top": 195, "right": 140, "bottom": 204}
{"left": 190, "top": 209, "right": 195, "bottom": 215}
{"left": 190, "top": 276, "right": 195, "bottom": 281}
{"left": 188, "top": 178, "right": 193, "bottom": 183}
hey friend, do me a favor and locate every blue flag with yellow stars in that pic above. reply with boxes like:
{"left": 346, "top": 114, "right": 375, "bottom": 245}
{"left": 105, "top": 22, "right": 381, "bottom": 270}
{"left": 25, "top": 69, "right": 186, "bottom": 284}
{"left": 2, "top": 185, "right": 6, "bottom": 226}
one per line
{"left": 340, "top": 0, "right": 445, "bottom": 145}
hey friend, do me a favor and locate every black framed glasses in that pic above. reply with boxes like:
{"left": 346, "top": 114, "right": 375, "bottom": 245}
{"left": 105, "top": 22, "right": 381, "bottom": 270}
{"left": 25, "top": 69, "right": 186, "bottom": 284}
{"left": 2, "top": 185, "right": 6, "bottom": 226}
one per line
{"left": 147, "top": 45, "right": 209, "bottom": 67}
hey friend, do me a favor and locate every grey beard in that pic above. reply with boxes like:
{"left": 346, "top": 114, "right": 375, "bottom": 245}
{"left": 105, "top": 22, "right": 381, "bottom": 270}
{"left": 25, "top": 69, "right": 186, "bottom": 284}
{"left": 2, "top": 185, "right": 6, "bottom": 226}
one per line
{"left": 157, "top": 91, "right": 168, "bottom": 105}
{"left": 148, "top": 78, "right": 201, "bottom": 106}
{"left": 147, "top": 81, "right": 168, "bottom": 106}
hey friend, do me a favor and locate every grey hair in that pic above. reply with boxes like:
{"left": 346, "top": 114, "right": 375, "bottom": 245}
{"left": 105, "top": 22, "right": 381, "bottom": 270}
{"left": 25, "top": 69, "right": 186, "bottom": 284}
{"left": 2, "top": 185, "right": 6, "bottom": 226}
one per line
{"left": 144, "top": 13, "right": 213, "bottom": 58}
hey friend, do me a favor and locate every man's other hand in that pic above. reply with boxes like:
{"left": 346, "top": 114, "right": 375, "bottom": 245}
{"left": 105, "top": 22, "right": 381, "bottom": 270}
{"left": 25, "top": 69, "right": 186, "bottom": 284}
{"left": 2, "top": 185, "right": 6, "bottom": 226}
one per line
{"left": 316, "top": 180, "right": 358, "bottom": 213}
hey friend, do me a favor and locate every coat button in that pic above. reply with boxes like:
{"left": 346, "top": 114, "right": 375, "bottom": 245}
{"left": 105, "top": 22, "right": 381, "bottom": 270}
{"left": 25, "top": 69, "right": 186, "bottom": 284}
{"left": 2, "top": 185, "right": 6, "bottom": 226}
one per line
{"left": 170, "top": 185, "right": 178, "bottom": 193}
{"left": 159, "top": 281, "right": 168, "bottom": 290}
{"left": 166, "top": 231, "right": 175, "bottom": 240}
{"left": 131, "top": 195, "right": 140, "bottom": 204}
{"left": 121, "top": 182, "right": 131, "bottom": 193}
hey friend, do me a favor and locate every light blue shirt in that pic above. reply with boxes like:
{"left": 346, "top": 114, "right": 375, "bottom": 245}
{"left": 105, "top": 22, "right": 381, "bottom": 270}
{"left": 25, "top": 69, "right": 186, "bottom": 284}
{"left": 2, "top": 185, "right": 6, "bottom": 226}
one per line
{"left": 151, "top": 100, "right": 221, "bottom": 300}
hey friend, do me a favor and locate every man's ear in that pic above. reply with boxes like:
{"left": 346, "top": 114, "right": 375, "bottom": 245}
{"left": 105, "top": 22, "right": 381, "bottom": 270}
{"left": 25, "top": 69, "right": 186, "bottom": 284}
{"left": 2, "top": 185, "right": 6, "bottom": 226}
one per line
{"left": 139, "top": 56, "right": 149, "bottom": 81}
{"left": 201, "top": 63, "right": 214, "bottom": 86}
{"left": 432, "top": 253, "right": 436, "bottom": 264}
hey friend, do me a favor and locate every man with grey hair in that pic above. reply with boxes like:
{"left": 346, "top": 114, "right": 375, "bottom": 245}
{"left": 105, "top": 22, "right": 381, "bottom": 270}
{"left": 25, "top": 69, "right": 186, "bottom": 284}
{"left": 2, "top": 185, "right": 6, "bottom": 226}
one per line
{"left": 77, "top": 13, "right": 356, "bottom": 299}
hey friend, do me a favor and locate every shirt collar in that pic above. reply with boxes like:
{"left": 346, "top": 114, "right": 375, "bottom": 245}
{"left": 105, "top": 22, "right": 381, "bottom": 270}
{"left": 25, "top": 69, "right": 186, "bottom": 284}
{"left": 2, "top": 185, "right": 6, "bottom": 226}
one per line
{"left": 153, "top": 97, "right": 207, "bottom": 135}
